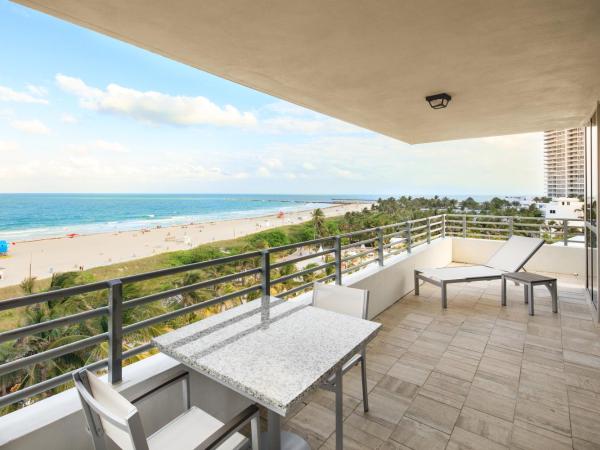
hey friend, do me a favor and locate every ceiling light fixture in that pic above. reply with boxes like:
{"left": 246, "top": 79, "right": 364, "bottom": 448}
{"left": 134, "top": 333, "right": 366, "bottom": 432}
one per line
{"left": 425, "top": 93, "right": 451, "bottom": 109}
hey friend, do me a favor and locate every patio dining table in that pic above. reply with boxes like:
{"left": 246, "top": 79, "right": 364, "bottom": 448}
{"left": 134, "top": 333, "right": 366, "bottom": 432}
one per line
{"left": 152, "top": 295, "right": 381, "bottom": 450}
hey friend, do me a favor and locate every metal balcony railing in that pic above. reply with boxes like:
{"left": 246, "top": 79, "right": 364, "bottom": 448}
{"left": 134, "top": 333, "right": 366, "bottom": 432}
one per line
{"left": 0, "top": 213, "right": 583, "bottom": 410}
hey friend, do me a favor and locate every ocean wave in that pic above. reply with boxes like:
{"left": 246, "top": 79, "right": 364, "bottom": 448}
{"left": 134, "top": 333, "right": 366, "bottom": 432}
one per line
{"left": 0, "top": 201, "right": 333, "bottom": 242}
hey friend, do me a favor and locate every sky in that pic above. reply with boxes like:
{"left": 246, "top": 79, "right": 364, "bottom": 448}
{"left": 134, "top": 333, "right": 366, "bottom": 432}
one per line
{"left": 0, "top": 1, "right": 544, "bottom": 197}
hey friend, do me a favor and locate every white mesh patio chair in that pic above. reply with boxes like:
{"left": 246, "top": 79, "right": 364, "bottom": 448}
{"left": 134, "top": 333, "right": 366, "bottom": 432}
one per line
{"left": 414, "top": 235, "right": 544, "bottom": 308}
{"left": 312, "top": 282, "right": 370, "bottom": 412}
{"left": 73, "top": 369, "right": 260, "bottom": 450}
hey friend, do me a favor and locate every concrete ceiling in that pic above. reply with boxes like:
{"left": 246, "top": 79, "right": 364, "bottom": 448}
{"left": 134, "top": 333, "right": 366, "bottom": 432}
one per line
{"left": 13, "top": 0, "right": 600, "bottom": 144}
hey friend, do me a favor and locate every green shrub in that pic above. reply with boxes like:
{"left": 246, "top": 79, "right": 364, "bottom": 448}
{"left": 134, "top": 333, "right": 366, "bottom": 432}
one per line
{"left": 246, "top": 229, "right": 290, "bottom": 248}
{"left": 168, "top": 246, "right": 225, "bottom": 266}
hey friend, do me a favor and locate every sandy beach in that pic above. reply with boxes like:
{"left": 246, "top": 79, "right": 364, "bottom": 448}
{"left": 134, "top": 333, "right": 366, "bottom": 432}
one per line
{"left": 0, "top": 203, "right": 369, "bottom": 288}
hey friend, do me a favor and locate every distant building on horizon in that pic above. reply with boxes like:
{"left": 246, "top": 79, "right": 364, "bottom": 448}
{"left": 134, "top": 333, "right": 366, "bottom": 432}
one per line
{"left": 544, "top": 128, "right": 585, "bottom": 198}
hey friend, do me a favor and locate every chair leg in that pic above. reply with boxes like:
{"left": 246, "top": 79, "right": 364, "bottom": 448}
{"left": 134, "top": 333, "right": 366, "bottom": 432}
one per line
{"left": 441, "top": 282, "right": 448, "bottom": 309}
{"left": 250, "top": 413, "right": 260, "bottom": 450}
{"left": 360, "top": 351, "right": 369, "bottom": 413}
{"left": 414, "top": 270, "right": 420, "bottom": 296}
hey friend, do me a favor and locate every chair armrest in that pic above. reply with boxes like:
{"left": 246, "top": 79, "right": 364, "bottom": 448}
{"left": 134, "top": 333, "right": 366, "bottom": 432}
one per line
{"left": 198, "top": 404, "right": 260, "bottom": 450}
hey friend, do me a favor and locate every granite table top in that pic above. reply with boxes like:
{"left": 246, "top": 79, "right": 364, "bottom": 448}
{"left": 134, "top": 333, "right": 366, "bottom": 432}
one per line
{"left": 152, "top": 296, "right": 381, "bottom": 416}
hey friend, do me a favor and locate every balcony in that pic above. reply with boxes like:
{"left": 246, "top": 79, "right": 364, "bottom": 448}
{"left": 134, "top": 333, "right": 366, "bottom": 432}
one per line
{"left": 0, "top": 214, "right": 590, "bottom": 449}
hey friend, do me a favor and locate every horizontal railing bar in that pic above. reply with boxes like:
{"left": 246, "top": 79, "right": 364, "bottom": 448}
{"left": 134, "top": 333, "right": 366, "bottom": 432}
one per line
{"left": 0, "top": 358, "right": 109, "bottom": 409}
{"left": 378, "top": 222, "right": 406, "bottom": 230}
{"left": 122, "top": 285, "right": 261, "bottom": 334}
{"left": 120, "top": 251, "right": 262, "bottom": 283}
{"left": 0, "top": 333, "right": 109, "bottom": 377}
{"left": 279, "top": 274, "right": 336, "bottom": 298}
{"left": 447, "top": 214, "right": 582, "bottom": 222}
{"left": 464, "top": 220, "right": 510, "bottom": 226}
{"left": 383, "top": 230, "right": 406, "bottom": 239}
{"left": 0, "top": 306, "right": 109, "bottom": 344}
{"left": 341, "top": 237, "right": 377, "bottom": 250}
{"left": 123, "top": 342, "right": 154, "bottom": 359}
{"left": 410, "top": 231, "right": 428, "bottom": 240}
{"left": 339, "top": 227, "right": 378, "bottom": 238}
{"left": 409, "top": 223, "right": 428, "bottom": 232}
{"left": 123, "top": 268, "right": 261, "bottom": 309}
{"left": 466, "top": 227, "right": 510, "bottom": 233}
{"left": 342, "top": 258, "right": 378, "bottom": 274}
{"left": 342, "top": 249, "right": 375, "bottom": 262}
{"left": 271, "top": 262, "right": 334, "bottom": 285}
{"left": 0, "top": 281, "right": 110, "bottom": 312}
{"left": 271, "top": 249, "right": 334, "bottom": 269}
{"left": 268, "top": 236, "right": 334, "bottom": 253}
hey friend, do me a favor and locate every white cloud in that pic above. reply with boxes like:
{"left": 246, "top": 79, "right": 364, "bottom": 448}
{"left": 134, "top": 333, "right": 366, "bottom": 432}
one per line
{"left": 0, "top": 140, "right": 18, "bottom": 152}
{"left": 256, "top": 166, "right": 271, "bottom": 177}
{"left": 260, "top": 100, "right": 364, "bottom": 134}
{"left": 302, "top": 162, "right": 316, "bottom": 171}
{"left": 262, "top": 116, "right": 361, "bottom": 134}
{"left": 26, "top": 84, "right": 48, "bottom": 97}
{"left": 92, "top": 140, "right": 128, "bottom": 153}
{"left": 0, "top": 85, "right": 48, "bottom": 104}
{"left": 61, "top": 113, "right": 78, "bottom": 124}
{"left": 64, "top": 140, "right": 129, "bottom": 154}
{"left": 331, "top": 167, "right": 357, "bottom": 179}
{"left": 11, "top": 119, "right": 50, "bottom": 134}
{"left": 263, "top": 158, "right": 283, "bottom": 169}
{"left": 55, "top": 74, "right": 257, "bottom": 127}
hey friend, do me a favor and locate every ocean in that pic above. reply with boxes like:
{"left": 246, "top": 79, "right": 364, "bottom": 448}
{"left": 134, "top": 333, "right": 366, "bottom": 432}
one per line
{"left": 0, "top": 193, "right": 375, "bottom": 242}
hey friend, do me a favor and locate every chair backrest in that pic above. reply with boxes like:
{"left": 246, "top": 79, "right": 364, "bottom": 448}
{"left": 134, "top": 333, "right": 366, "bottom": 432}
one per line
{"left": 73, "top": 370, "right": 149, "bottom": 450}
{"left": 312, "top": 282, "right": 369, "bottom": 319}
{"left": 485, "top": 235, "right": 544, "bottom": 273}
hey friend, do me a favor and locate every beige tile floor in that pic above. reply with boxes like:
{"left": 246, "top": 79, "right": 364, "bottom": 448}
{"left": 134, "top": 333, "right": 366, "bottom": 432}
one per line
{"left": 278, "top": 275, "right": 600, "bottom": 450}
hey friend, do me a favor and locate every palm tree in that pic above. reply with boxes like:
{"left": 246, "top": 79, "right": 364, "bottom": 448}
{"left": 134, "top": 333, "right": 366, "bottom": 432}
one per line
{"left": 312, "top": 208, "right": 327, "bottom": 238}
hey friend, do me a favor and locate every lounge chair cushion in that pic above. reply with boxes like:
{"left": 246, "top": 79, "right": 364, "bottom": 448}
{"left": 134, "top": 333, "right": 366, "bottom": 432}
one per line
{"left": 485, "top": 236, "right": 544, "bottom": 272}
{"left": 419, "top": 265, "right": 505, "bottom": 282}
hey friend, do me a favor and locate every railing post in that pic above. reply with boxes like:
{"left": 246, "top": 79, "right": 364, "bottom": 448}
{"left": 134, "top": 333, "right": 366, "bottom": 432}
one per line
{"left": 108, "top": 280, "right": 123, "bottom": 384}
{"left": 334, "top": 236, "right": 342, "bottom": 284}
{"left": 508, "top": 217, "right": 514, "bottom": 238}
{"left": 261, "top": 250, "right": 271, "bottom": 297}
{"left": 563, "top": 220, "right": 569, "bottom": 246}
{"left": 406, "top": 222, "right": 412, "bottom": 254}
{"left": 462, "top": 215, "right": 467, "bottom": 238}
{"left": 426, "top": 217, "right": 431, "bottom": 244}
{"left": 377, "top": 228, "right": 384, "bottom": 266}
{"left": 442, "top": 214, "right": 446, "bottom": 238}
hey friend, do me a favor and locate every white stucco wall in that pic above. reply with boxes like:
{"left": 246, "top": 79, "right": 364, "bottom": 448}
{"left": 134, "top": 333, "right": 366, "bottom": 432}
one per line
{"left": 344, "top": 238, "right": 453, "bottom": 318}
{"left": 452, "top": 237, "right": 585, "bottom": 276}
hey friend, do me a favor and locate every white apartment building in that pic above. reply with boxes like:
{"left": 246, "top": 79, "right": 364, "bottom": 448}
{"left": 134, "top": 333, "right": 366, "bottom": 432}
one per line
{"left": 544, "top": 128, "right": 585, "bottom": 198}
{"left": 542, "top": 197, "right": 584, "bottom": 220}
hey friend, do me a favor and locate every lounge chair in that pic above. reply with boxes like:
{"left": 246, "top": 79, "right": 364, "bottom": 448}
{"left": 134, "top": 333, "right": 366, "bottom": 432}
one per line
{"left": 414, "top": 236, "right": 544, "bottom": 308}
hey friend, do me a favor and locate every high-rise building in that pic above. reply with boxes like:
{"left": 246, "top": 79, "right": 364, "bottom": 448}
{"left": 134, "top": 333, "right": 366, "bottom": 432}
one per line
{"left": 544, "top": 128, "right": 585, "bottom": 198}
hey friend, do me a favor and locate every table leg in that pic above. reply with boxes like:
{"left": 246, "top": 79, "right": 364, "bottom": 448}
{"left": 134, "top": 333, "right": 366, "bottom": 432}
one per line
{"left": 262, "top": 410, "right": 310, "bottom": 450}
{"left": 528, "top": 284, "right": 534, "bottom": 316}
{"left": 524, "top": 284, "right": 529, "bottom": 304}
{"left": 551, "top": 281, "right": 558, "bottom": 313}
{"left": 335, "top": 366, "right": 343, "bottom": 450}
{"left": 441, "top": 282, "right": 448, "bottom": 309}
{"left": 501, "top": 276, "right": 507, "bottom": 307}
{"left": 267, "top": 410, "right": 281, "bottom": 450}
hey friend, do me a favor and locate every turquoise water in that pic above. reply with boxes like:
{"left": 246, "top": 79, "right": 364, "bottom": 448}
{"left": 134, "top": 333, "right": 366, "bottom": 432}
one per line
{"left": 0, "top": 193, "right": 375, "bottom": 242}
